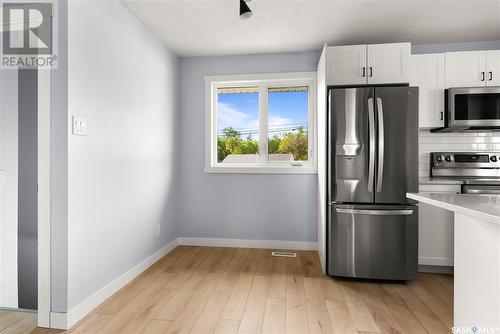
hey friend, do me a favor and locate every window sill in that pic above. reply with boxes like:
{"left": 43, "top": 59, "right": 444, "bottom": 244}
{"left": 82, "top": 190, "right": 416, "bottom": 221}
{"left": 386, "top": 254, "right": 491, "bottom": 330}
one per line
{"left": 204, "top": 165, "right": 318, "bottom": 174}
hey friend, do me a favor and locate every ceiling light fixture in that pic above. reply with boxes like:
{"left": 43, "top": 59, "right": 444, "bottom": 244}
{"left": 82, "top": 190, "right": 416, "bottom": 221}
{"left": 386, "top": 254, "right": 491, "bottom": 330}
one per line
{"left": 239, "top": 0, "right": 252, "bottom": 19}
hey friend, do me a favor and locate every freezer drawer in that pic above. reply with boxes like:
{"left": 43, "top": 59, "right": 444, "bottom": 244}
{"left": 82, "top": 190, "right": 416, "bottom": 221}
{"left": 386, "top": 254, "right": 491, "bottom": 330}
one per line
{"left": 328, "top": 204, "right": 418, "bottom": 280}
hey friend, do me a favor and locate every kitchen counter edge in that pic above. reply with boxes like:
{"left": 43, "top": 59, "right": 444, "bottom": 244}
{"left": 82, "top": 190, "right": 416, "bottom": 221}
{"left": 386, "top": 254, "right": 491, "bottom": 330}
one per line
{"left": 407, "top": 192, "right": 500, "bottom": 225}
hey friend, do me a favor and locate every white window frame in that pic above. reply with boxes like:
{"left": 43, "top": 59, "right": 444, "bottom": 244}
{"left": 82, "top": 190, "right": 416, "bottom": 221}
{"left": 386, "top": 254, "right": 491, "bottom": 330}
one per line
{"left": 205, "top": 72, "right": 317, "bottom": 174}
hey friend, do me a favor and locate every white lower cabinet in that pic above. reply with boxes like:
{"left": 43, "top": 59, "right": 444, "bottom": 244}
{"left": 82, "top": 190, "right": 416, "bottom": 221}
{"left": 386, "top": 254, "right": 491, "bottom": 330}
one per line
{"left": 418, "top": 184, "right": 461, "bottom": 267}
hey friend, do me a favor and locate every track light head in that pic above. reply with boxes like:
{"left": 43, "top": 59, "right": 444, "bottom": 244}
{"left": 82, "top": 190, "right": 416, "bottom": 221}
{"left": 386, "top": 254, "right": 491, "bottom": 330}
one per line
{"left": 239, "top": 0, "right": 252, "bottom": 19}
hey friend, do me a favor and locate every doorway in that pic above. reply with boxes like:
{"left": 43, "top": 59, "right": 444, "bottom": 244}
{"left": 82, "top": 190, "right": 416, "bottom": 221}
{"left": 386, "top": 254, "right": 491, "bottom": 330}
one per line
{"left": 0, "top": 68, "right": 51, "bottom": 328}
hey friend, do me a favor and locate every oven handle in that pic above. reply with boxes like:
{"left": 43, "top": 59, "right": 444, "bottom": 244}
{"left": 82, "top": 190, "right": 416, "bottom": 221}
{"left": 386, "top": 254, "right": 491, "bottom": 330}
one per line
{"left": 464, "top": 188, "right": 500, "bottom": 194}
{"left": 463, "top": 185, "right": 500, "bottom": 194}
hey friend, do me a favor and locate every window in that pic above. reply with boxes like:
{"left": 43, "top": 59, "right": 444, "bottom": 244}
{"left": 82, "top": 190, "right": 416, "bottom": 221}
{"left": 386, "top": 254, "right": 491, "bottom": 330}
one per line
{"left": 205, "top": 72, "right": 316, "bottom": 173}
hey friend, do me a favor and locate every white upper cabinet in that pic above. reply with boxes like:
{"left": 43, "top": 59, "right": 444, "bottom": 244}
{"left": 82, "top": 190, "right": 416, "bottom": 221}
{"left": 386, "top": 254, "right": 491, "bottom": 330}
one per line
{"left": 445, "top": 51, "right": 487, "bottom": 87}
{"left": 367, "top": 43, "right": 411, "bottom": 84}
{"left": 326, "top": 43, "right": 410, "bottom": 85}
{"left": 326, "top": 45, "right": 367, "bottom": 85}
{"left": 487, "top": 50, "right": 500, "bottom": 86}
{"left": 411, "top": 54, "right": 445, "bottom": 128}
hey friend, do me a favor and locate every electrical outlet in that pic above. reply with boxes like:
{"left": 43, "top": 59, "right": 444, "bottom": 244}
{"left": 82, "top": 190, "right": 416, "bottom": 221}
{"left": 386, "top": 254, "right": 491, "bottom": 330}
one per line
{"left": 155, "top": 224, "right": 161, "bottom": 237}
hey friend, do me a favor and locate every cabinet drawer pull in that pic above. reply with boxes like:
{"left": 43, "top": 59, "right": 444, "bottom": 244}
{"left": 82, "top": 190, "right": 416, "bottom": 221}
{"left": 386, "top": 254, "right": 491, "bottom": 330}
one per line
{"left": 481, "top": 71, "right": 485, "bottom": 81}
{"left": 489, "top": 71, "right": 493, "bottom": 81}
{"left": 369, "top": 67, "right": 373, "bottom": 77}
{"left": 440, "top": 111, "right": 443, "bottom": 120}
{"left": 362, "top": 67, "right": 366, "bottom": 77}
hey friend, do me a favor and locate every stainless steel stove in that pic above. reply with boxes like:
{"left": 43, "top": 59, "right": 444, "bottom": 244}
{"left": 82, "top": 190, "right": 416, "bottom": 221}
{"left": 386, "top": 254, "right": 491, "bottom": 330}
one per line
{"left": 431, "top": 152, "right": 500, "bottom": 194}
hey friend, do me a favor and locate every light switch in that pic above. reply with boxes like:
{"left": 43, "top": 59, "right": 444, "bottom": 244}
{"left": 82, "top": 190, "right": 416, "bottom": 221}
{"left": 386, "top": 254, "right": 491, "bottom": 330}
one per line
{"left": 72, "top": 116, "right": 87, "bottom": 136}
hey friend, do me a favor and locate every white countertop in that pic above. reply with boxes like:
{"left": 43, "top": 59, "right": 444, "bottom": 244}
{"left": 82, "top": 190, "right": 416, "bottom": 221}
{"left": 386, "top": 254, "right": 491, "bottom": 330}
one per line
{"left": 407, "top": 192, "right": 500, "bottom": 225}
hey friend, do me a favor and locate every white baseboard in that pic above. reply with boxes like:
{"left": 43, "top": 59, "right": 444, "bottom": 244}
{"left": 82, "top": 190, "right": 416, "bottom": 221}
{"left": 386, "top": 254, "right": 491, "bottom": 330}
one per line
{"left": 50, "top": 312, "right": 68, "bottom": 330}
{"left": 50, "top": 238, "right": 178, "bottom": 330}
{"left": 419, "top": 256, "right": 454, "bottom": 267}
{"left": 177, "top": 237, "right": 318, "bottom": 251}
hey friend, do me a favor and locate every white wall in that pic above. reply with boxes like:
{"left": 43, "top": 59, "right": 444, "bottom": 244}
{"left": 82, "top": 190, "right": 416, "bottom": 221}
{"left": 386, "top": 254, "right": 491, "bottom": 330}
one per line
{"left": 316, "top": 45, "right": 327, "bottom": 272}
{"left": 0, "top": 70, "right": 19, "bottom": 308}
{"left": 51, "top": 0, "right": 68, "bottom": 313}
{"left": 178, "top": 52, "right": 320, "bottom": 244}
{"left": 66, "top": 0, "right": 179, "bottom": 311}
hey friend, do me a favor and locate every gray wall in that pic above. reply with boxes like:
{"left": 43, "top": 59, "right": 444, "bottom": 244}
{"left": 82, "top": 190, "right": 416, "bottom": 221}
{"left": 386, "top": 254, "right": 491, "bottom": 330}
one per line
{"left": 66, "top": 0, "right": 180, "bottom": 311}
{"left": 412, "top": 40, "right": 500, "bottom": 54}
{"left": 178, "top": 52, "right": 320, "bottom": 243}
{"left": 17, "top": 69, "right": 38, "bottom": 310}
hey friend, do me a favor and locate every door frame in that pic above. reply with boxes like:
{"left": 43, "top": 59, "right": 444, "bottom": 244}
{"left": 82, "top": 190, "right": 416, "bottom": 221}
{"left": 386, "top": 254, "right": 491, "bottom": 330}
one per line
{"left": 37, "top": 68, "right": 51, "bottom": 327}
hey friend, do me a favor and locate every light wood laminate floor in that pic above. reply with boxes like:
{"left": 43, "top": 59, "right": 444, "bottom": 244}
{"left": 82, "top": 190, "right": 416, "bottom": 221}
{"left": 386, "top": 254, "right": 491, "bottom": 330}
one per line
{"left": 0, "top": 311, "right": 39, "bottom": 334}
{"left": 5, "top": 246, "right": 453, "bottom": 333}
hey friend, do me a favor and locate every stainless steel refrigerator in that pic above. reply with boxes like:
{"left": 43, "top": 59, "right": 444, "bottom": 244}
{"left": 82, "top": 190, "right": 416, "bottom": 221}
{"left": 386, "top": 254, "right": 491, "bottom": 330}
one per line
{"left": 327, "top": 86, "right": 418, "bottom": 280}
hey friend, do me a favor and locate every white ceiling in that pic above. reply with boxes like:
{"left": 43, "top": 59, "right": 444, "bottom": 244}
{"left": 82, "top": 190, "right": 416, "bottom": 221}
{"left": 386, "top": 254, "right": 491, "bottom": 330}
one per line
{"left": 120, "top": 0, "right": 500, "bottom": 57}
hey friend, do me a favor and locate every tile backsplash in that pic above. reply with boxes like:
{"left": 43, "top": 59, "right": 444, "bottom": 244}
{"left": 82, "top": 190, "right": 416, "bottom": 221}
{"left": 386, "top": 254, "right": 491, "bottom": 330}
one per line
{"left": 419, "top": 131, "right": 500, "bottom": 177}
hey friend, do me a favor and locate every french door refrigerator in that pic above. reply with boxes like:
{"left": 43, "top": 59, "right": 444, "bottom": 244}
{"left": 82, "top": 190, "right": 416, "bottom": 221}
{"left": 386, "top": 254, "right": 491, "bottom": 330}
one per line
{"left": 327, "top": 86, "right": 418, "bottom": 280}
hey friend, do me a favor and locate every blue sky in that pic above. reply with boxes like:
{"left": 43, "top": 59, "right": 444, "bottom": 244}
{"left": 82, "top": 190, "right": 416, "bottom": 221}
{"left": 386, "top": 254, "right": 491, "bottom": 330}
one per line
{"left": 217, "top": 91, "right": 308, "bottom": 138}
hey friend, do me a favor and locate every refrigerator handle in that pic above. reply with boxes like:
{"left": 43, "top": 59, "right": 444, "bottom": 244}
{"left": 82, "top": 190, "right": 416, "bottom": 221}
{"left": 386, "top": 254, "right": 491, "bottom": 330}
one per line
{"left": 376, "top": 97, "right": 384, "bottom": 193}
{"left": 367, "top": 98, "right": 375, "bottom": 193}
{"left": 335, "top": 208, "right": 414, "bottom": 215}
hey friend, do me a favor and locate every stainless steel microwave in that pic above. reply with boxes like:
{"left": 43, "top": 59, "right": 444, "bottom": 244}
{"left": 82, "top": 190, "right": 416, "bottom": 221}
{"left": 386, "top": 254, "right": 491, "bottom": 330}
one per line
{"left": 438, "top": 86, "right": 500, "bottom": 131}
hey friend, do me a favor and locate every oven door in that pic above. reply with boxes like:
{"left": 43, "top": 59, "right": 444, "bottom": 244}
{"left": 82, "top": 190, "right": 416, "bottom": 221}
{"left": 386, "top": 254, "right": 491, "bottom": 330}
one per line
{"left": 462, "top": 184, "right": 500, "bottom": 194}
{"left": 449, "top": 87, "right": 500, "bottom": 127}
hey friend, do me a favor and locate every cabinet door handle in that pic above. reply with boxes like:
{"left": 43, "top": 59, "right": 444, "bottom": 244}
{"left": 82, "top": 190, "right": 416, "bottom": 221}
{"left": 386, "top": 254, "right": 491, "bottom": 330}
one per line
{"left": 369, "top": 67, "right": 373, "bottom": 77}
{"left": 481, "top": 71, "right": 485, "bottom": 81}
{"left": 440, "top": 111, "right": 443, "bottom": 120}
{"left": 489, "top": 71, "right": 493, "bottom": 81}
{"left": 362, "top": 67, "right": 366, "bottom": 77}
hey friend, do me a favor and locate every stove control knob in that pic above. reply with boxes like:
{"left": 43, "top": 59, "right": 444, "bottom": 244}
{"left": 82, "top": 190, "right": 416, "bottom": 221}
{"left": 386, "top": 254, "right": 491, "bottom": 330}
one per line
{"left": 445, "top": 155, "right": 452, "bottom": 162}
{"left": 491, "top": 156, "right": 498, "bottom": 162}
{"left": 435, "top": 155, "right": 443, "bottom": 162}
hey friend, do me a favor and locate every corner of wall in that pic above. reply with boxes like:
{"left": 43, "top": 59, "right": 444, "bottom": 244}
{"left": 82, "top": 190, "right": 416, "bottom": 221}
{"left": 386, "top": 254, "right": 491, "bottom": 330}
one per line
{"left": 51, "top": 0, "right": 69, "bottom": 313}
